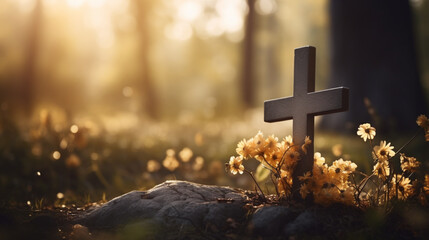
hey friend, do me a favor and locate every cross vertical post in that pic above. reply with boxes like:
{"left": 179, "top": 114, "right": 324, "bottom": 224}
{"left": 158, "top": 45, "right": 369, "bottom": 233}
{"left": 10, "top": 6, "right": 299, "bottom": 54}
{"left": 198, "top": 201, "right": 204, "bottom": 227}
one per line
{"left": 264, "top": 46, "right": 349, "bottom": 199}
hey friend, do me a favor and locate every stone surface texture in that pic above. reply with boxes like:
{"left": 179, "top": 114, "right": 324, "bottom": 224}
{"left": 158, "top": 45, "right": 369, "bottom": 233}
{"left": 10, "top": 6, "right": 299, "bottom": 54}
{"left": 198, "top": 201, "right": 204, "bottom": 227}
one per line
{"left": 79, "top": 180, "right": 248, "bottom": 237}
{"left": 77, "top": 180, "right": 366, "bottom": 239}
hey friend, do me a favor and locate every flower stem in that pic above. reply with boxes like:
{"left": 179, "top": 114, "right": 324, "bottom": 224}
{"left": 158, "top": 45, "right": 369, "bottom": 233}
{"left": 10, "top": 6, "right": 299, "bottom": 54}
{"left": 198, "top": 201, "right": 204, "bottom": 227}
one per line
{"left": 244, "top": 169, "right": 265, "bottom": 199}
{"left": 396, "top": 128, "right": 421, "bottom": 154}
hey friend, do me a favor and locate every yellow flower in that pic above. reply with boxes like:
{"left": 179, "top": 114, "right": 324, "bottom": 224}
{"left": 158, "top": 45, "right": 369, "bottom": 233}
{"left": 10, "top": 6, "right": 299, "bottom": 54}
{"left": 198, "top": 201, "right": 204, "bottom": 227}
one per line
{"left": 312, "top": 162, "right": 329, "bottom": 180}
{"left": 342, "top": 160, "right": 357, "bottom": 174}
{"left": 314, "top": 152, "right": 326, "bottom": 167}
{"left": 373, "top": 161, "right": 390, "bottom": 180}
{"left": 331, "top": 144, "right": 343, "bottom": 157}
{"left": 424, "top": 175, "right": 429, "bottom": 194}
{"left": 357, "top": 123, "right": 376, "bottom": 142}
{"left": 416, "top": 115, "right": 429, "bottom": 130}
{"left": 236, "top": 139, "right": 253, "bottom": 159}
{"left": 147, "top": 160, "right": 161, "bottom": 172}
{"left": 299, "top": 171, "right": 312, "bottom": 182}
{"left": 193, "top": 156, "right": 204, "bottom": 171}
{"left": 163, "top": 156, "right": 179, "bottom": 171}
{"left": 301, "top": 136, "right": 312, "bottom": 154}
{"left": 391, "top": 174, "right": 412, "bottom": 200}
{"left": 300, "top": 183, "right": 310, "bottom": 199}
{"left": 264, "top": 135, "right": 279, "bottom": 153}
{"left": 228, "top": 156, "right": 244, "bottom": 175}
{"left": 338, "top": 187, "right": 355, "bottom": 205}
{"left": 277, "top": 170, "right": 293, "bottom": 195}
{"left": 330, "top": 158, "right": 357, "bottom": 175}
{"left": 373, "top": 141, "right": 395, "bottom": 161}
{"left": 282, "top": 135, "right": 293, "bottom": 147}
{"left": 263, "top": 148, "right": 282, "bottom": 168}
{"left": 281, "top": 148, "right": 300, "bottom": 171}
{"left": 179, "top": 147, "right": 193, "bottom": 162}
{"left": 400, "top": 153, "right": 420, "bottom": 173}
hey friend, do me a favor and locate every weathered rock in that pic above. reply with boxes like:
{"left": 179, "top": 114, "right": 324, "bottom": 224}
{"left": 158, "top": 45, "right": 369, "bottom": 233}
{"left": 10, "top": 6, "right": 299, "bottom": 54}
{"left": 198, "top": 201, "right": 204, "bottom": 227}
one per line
{"left": 78, "top": 180, "right": 248, "bottom": 237}
{"left": 249, "top": 204, "right": 365, "bottom": 239}
{"left": 250, "top": 206, "right": 297, "bottom": 237}
{"left": 75, "top": 181, "right": 423, "bottom": 239}
{"left": 283, "top": 204, "right": 364, "bottom": 238}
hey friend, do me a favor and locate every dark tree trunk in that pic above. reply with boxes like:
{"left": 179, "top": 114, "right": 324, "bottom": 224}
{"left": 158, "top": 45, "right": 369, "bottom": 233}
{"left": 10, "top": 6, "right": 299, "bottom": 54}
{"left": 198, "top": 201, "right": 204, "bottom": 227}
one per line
{"left": 242, "top": 0, "right": 256, "bottom": 108}
{"left": 265, "top": 14, "right": 280, "bottom": 99}
{"left": 321, "top": 0, "right": 428, "bottom": 133}
{"left": 22, "top": 0, "right": 43, "bottom": 116}
{"left": 133, "top": 0, "right": 158, "bottom": 119}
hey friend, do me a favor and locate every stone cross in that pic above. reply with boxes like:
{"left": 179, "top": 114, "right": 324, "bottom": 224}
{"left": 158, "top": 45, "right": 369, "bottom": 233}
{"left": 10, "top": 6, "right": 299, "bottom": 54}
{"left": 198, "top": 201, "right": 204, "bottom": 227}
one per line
{"left": 264, "top": 46, "right": 349, "bottom": 194}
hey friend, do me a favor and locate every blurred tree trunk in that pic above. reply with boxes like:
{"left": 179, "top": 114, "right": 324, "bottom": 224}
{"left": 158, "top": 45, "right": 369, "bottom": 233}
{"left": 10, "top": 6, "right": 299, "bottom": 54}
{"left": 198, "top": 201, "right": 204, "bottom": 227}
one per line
{"left": 241, "top": 0, "right": 256, "bottom": 108}
{"left": 266, "top": 13, "right": 280, "bottom": 99}
{"left": 321, "top": 0, "right": 428, "bottom": 133}
{"left": 133, "top": 0, "right": 158, "bottom": 119}
{"left": 22, "top": 0, "right": 43, "bottom": 116}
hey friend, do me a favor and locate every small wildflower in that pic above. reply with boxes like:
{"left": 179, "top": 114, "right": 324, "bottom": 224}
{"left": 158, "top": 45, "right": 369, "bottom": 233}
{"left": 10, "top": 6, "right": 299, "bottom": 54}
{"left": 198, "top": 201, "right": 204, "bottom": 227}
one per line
{"left": 264, "top": 135, "right": 279, "bottom": 154}
{"left": 277, "top": 170, "right": 293, "bottom": 195}
{"left": 298, "top": 171, "right": 312, "bottom": 182}
{"left": 283, "top": 135, "right": 293, "bottom": 147}
{"left": 147, "top": 160, "right": 161, "bottom": 172}
{"left": 163, "top": 156, "right": 179, "bottom": 171}
{"left": 166, "top": 149, "right": 175, "bottom": 157}
{"left": 332, "top": 144, "right": 343, "bottom": 157}
{"left": 193, "top": 156, "right": 204, "bottom": 171}
{"left": 330, "top": 158, "right": 357, "bottom": 175}
{"left": 373, "top": 141, "right": 395, "bottom": 162}
{"left": 236, "top": 139, "right": 252, "bottom": 159}
{"left": 357, "top": 123, "right": 376, "bottom": 142}
{"left": 373, "top": 161, "right": 390, "bottom": 180}
{"left": 339, "top": 187, "right": 355, "bottom": 205}
{"left": 228, "top": 156, "right": 244, "bottom": 175}
{"left": 263, "top": 149, "right": 282, "bottom": 168}
{"left": 343, "top": 160, "right": 357, "bottom": 174}
{"left": 179, "top": 147, "right": 193, "bottom": 162}
{"left": 400, "top": 154, "right": 420, "bottom": 173}
{"left": 424, "top": 175, "right": 429, "bottom": 194}
{"left": 301, "top": 136, "right": 312, "bottom": 154}
{"left": 314, "top": 152, "right": 325, "bottom": 166}
{"left": 252, "top": 131, "right": 265, "bottom": 151}
{"left": 416, "top": 115, "right": 429, "bottom": 130}
{"left": 391, "top": 174, "right": 412, "bottom": 200}
{"left": 282, "top": 148, "right": 300, "bottom": 170}
{"left": 300, "top": 183, "right": 310, "bottom": 199}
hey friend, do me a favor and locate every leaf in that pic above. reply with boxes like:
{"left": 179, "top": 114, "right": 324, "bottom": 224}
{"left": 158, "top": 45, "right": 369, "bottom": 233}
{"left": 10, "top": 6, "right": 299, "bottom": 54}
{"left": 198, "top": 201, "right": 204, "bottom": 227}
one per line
{"left": 255, "top": 163, "right": 271, "bottom": 182}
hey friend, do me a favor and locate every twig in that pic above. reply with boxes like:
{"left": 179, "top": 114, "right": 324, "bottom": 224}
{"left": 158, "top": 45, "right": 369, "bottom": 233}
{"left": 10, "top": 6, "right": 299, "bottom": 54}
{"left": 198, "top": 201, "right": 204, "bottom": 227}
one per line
{"left": 244, "top": 169, "right": 265, "bottom": 199}
{"left": 396, "top": 128, "right": 421, "bottom": 154}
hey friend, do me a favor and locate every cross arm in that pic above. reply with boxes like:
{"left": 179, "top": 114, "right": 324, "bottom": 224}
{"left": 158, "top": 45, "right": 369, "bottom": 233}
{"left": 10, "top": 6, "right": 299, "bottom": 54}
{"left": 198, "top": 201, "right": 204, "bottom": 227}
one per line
{"left": 264, "top": 97, "right": 295, "bottom": 122}
{"left": 305, "top": 87, "right": 349, "bottom": 116}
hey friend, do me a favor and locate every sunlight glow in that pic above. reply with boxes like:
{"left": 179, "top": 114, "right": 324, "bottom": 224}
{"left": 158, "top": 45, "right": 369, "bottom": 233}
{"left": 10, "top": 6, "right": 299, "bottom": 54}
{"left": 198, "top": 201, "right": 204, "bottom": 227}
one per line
{"left": 67, "top": 0, "right": 85, "bottom": 8}
{"left": 164, "top": 22, "right": 193, "bottom": 41}
{"left": 56, "top": 192, "right": 64, "bottom": 199}
{"left": 52, "top": 151, "right": 61, "bottom": 160}
{"left": 177, "top": 0, "right": 203, "bottom": 21}
{"left": 70, "top": 125, "right": 79, "bottom": 133}
{"left": 16, "top": 0, "right": 37, "bottom": 14}
{"left": 215, "top": 0, "right": 247, "bottom": 33}
{"left": 255, "top": 0, "right": 277, "bottom": 15}
{"left": 66, "top": 0, "right": 106, "bottom": 8}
